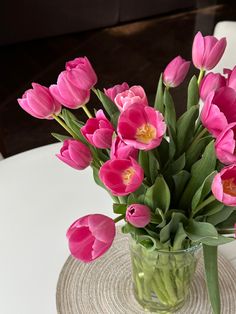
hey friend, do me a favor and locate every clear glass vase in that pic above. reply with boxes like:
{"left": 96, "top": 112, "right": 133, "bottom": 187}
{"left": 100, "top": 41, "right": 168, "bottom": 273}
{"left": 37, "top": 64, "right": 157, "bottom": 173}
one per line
{"left": 130, "top": 239, "right": 202, "bottom": 313}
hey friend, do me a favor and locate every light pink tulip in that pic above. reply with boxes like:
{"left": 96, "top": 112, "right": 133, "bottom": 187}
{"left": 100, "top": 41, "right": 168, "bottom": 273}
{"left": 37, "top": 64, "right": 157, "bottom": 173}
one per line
{"left": 18, "top": 83, "right": 61, "bottom": 119}
{"left": 117, "top": 103, "right": 166, "bottom": 150}
{"left": 126, "top": 204, "right": 151, "bottom": 228}
{"left": 114, "top": 85, "right": 148, "bottom": 111}
{"left": 163, "top": 56, "right": 190, "bottom": 88}
{"left": 65, "top": 57, "right": 97, "bottom": 90}
{"left": 110, "top": 136, "right": 138, "bottom": 160}
{"left": 104, "top": 82, "right": 129, "bottom": 102}
{"left": 99, "top": 158, "right": 144, "bottom": 196}
{"left": 66, "top": 214, "right": 115, "bottom": 262}
{"left": 201, "top": 87, "right": 236, "bottom": 137}
{"left": 81, "top": 110, "right": 114, "bottom": 149}
{"left": 215, "top": 123, "right": 236, "bottom": 165}
{"left": 192, "top": 31, "right": 226, "bottom": 70}
{"left": 56, "top": 139, "right": 92, "bottom": 170}
{"left": 226, "top": 66, "right": 236, "bottom": 91}
{"left": 212, "top": 164, "right": 236, "bottom": 206}
{"left": 200, "top": 72, "right": 226, "bottom": 101}
{"left": 49, "top": 71, "right": 90, "bottom": 109}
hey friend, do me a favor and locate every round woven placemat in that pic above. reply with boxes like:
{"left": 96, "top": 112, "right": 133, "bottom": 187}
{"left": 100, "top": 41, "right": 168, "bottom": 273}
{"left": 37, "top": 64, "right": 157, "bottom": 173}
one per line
{"left": 57, "top": 230, "right": 236, "bottom": 314}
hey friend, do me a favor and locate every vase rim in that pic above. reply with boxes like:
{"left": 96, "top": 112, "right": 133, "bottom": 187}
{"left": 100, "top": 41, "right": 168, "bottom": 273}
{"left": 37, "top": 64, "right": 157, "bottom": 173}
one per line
{"left": 156, "top": 242, "right": 202, "bottom": 254}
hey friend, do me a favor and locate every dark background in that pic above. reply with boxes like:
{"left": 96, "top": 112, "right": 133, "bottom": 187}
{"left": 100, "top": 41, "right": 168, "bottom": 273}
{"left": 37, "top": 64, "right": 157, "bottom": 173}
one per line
{"left": 0, "top": 0, "right": 235, "bottom": 157}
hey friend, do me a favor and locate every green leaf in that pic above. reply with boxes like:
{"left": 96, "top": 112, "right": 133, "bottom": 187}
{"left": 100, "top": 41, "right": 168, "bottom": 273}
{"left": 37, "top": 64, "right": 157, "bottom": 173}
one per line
{"left": 160, "top": 213, "right": 188, "bottom": 243}
{"left": 127, "top": 184, "right": 147, "bottom": 205}
{"left": 164, "top": 153, "right": 185, "bottom": 177}
{"left": 179, "top": 141, "right": 216, "bottom": 209}
{"left": 217, "top": 209, "right": 236, "bottom": 228}
{"left": 156, "top": 138, "right": 169, "bottom": 167}
{"left": 155, "top": 208, "right": 166, "bottom": 228}
{"left": 187, "top": 75, "right": 199, "bottom": 110}
{"left": 185, "top": 220, "right": 218, "bottom": 242}
{"left": 172, "top": 170, "right": 190, "bottom": 204}
{"left": 199, "top": 200, "right": 224, "bottom": 217}
{"left": 176, "top": 105, "right": 199, "bottom": 156}
{"left": 207, "top": 206, "right": 234, "bottom": 226}
{"left": 185, "top": 136, "right": 211, "bottom": 170}
{"left": 163, "top": 88, "right": 176, "bottom": 135}
{"left": 113, "top": 203, "right": 127, "bottom": 214}
{"left": 148, "top": 151, "right": 160, "bottom": 184}
{"left": 202, "top": 235, "right": 234, "bottom": 246}
{"left": 61, "top": 109, "right": 87, "bottom": 143}
{"left": 203, "top": 245, "right": 220, "bottom": 314}
{"left": 138, "top": 151, "right": 149, "bottom": 179}
{"left": 51, "top": 133, "right": 70, "bottom": 142}
{"left": 173, "top": 223, "right": 187, "bottom": 250}
{"left": 154, "top": 73, "right": 164, "bottom": 114}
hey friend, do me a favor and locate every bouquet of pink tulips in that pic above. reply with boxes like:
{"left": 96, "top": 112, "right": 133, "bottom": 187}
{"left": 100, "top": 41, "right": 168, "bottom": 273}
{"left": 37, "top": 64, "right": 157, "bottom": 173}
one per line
{"left": 18, "top": 31, "right": 236, "bottom": 313}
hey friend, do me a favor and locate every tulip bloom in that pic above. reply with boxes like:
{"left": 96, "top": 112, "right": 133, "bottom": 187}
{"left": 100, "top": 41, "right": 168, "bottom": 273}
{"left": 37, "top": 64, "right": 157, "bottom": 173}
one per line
{"left": 81, "top": 110, "right": 114, "bottom": 149}
{"left": 18, "top": 83, "right": 61, "bottom": 119}
{"left": 114, "top": 85, "right": 148, "bottom": 111}
{"left": 117, "top": 103, "right": 166, "bottom": 150}
{"left": 212, "top": 164, "right": 236, "bottom": 206}
{"left": 200, "top": 72, "right": 226, "bottom": 101}
{"left": 126, "top": 204, "right": 151, "bottom": 228}
{"left": 226, "top": 66, "right": 236, "bottom": 91}
{"left": 201, "top": 87, "right": 236, "bottom": 137}
{"left": 192, "top": 31, "right": 226, "bottom": 70}
{"left": 65, "top": 57, "right": 97, "bottom": 90}
{"left": 49, "top": 71, "right": 90, "bottom": 109}
{"left": 163, "top": 56, "right": 190, "bottom": 88}
{"left": 67, "top": 214, "right": 115, "bottom": 262}
{"left": 56, "top": 139, "right": 92, "bottom": 170}
{"left": 104, "top": 82, "right": 129, "bottom": 102}
{"left": 110, "top": 136, "right": 138, "bottom": 160}
{"left": 99, "top": 158, "right": 144, "bottom": 196}
{"left": 215, "top": 123, "right": 236, "bottom": 165}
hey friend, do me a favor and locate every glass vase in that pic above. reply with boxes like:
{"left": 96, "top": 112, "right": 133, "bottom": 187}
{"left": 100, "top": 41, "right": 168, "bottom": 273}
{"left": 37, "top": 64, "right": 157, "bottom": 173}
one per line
{"left": 130, "top": 239, "right": 202, "bottom": 313}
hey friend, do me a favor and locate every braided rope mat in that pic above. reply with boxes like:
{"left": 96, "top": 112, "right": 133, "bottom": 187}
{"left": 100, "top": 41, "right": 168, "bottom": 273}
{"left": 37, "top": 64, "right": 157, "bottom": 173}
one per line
{"left": 56, "top": 230, "right": 236, "bottom": 313}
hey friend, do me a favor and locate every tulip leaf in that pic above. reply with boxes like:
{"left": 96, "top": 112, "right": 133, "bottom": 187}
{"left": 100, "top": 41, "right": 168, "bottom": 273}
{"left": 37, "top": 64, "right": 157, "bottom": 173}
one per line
{"left": 160, "top": 213, "right": 188, "bottom": 243}
{"left": 138, "top": 151, "right": 150, "bottom": 180}
{"left": 164, "top": 153, "right": 185, "bottom": 177}
{"left": 185, "top": 219, "right": 218, "bottom": 242}
{"left": 113, "top": 203, "right": 127, "bottom": 214}
{"left": 51, "top": 133, "right": 70, "bottom": 142}
{"left": 201, "top": 235, "right": 234, "bottom": 246}
{"left": 172, "top": 170, "right": 190, "bottom": 204}
{"left": 148, "top": 151, "right": 160, "bottom": 184}
{"left": 173, "top": 223, "right": 187, "bottom": 250}
{"left": 203, "top": 245, "right": 221, "bottom": 314}
{"left": 61, "top": 109, "right": 87, "bottom": 143}
{"left": 187, "top": 75, "right": 199, "bottom": 110}
{"left": 179, "top": 140, "right": 216, "bottom": 209}
{"left": 207, "top": 206, "right": 234, "bottom": 226}
{"left": 154, "top": 73, "right": 164, "bottom": 114}
{"left": 156, "top": 138, "right": 169, "bottom": 167}
{"left": 163, "top": 88, "right": 176, "bottom": 135}
{"left": 176, "top": 105, "right": 199, "bottom": 156}
{"left": 199, "top": 200, "right": 224, "bottom": 217}
{"left": 216, "top": 209, "right": 236, "bottom": 229}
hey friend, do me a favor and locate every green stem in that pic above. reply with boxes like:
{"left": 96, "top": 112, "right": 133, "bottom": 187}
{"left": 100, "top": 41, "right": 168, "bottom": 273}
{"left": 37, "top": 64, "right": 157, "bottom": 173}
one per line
{"left": 114, "top": 214, "right": 125, "bottom": 223}
{"left": 193, "top": 195, "right": 215, "bottom": 215}
{"left": 82, "top": 104, "right": 93, "bottom": 119}
{"left": 52, "top": 114, "right": 77, "bottom": 138}
{"left": 197, "top": 69, "right": 205, "bottom": 85}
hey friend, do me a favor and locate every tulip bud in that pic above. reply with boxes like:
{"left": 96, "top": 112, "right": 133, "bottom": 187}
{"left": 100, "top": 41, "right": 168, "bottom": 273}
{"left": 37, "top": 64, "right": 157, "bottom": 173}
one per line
{"left": 126, "top": 204, "right": 151, "bottom": 228}
{"left": 163, "top": 56, "right": 190, "bottom": 88}
{"left": 18, "top": 83, "right": 61, "bottom": 119}
{"left": 200, "top": 72, "right": 226, "bottom": 101}
{"left": 56, "top": 139, "right": 92, "bottom": 170}
{"left": 104, "top": 82, "right": 129, "bottom": 102}
{"left": 114, "top": 85, "right": 148, "bottom": 111}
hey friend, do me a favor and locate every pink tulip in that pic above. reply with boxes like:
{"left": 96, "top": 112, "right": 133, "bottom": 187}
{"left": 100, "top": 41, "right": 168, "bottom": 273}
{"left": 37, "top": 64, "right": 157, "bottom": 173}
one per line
{"left": 114, "top": 85, "right": 148, "bottom": 111}
{"left": 201, "top": 87, "right": 236, "bottom": 137}
{"left": 215, "top": 123, "right": 236, "bottom": 165}
{"left": 65, "top": 57, "right": 97, "bottom": 90}
{"left": 117, "top": 103, "right": 166, "bottom": 150}
{"left": 110, "top": 136, "right": 138, "bottom": 160}
{"left": 81, "top": 110, "right": 114, "bottom": 149}
{"left": 104, "top": 82, "right": 129, "bottom": 102}
{"left": 212, "top": 164, "right": 236, "bottom": 206}
{"left": 99, "top": 158, "right": 144, "bottom": 196}
{"left": 66, "top": 214, "right": 115, "bottom": 262}
{"left": 126, "top": 204, "right": 151, "bottom": 228}
{"left": 18, "top": 83, "right": 61, "bottom": 119}
{"left": 49, "top": 71, "right": 90, "bottom": 109}
{"left": 192, "top": 31, "right": 226, "bottom": 70}
{"left": 163, "top": 56, "right": 190, "bottom": 88}
{"left": 56, "top": 139, "right": 92, "bottom": 170}
{"left": 200, "top": 72, "right": 226, "bottom": 101}
{"left": 226, "top": 66, "right": 236, "bottom": 91}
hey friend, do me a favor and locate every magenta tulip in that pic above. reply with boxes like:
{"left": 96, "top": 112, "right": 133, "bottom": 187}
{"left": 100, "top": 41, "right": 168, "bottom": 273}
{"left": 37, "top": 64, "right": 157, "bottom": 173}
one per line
{"left": 110, "top": 136, "right": 138, "bottom": 160}
{"left": 215, "top": 123, "right": 236, "bottom": 165}
{"left": 226, "top": 66, "right": 236, "bottom": 91}
{"left": 81, "top": 110, "right": 114, "bottom": 149}
{"left": 201, "top": 87, "right": 236, "bottom": 137}
{"left": 212, "top": 164, "right": 236, "bottom": 206}
{"left": 49, "top": 71, "right": 90, "bottom": 109}
{"left": 163, "top": 56, "right": 190, "bottom": 88}
{"left": 192, "top": 32, "right": 226, "bottom": 70}
{"left": 18, "top": 83, "right": 61, "bottom": 119}
{"left": 65, "top": 57, "right": 97, "bottom": 90}
{"left": 66, "top": 214, "right": 115, "bottom": 262}
{"left": 99, "top": 158, "right": 144, "bottom": 196}
{"left": 114, "top": 85, "right": 148, "bottom": 111}
{"left": 56, "top": 139, "right": 92, "bottom": 170}
{"left": 200, "top": 72, "right": 226, "bottom": 101}
{"left": 104, "top": 82, "right": 129, "bottom": 102}
{"left": 126, "top": 204, "right": 151, "bottom": 228}
{"left": 117, "top": 103, "right": 166, "bottom": 150}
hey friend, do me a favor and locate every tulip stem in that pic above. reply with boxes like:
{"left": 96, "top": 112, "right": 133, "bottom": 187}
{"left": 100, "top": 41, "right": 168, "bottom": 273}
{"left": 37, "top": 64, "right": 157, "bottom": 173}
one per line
{"left": 82, "top": 105, "right": 93, "bottom": 119}
{"left": 52, "top": 114, "right": 78, "bottom": 139}
{"left": 114, "top": 214, "right": 125, "bottom": 223}
{"left": 197, "top": 69, "right": 205, "bottom": 85}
